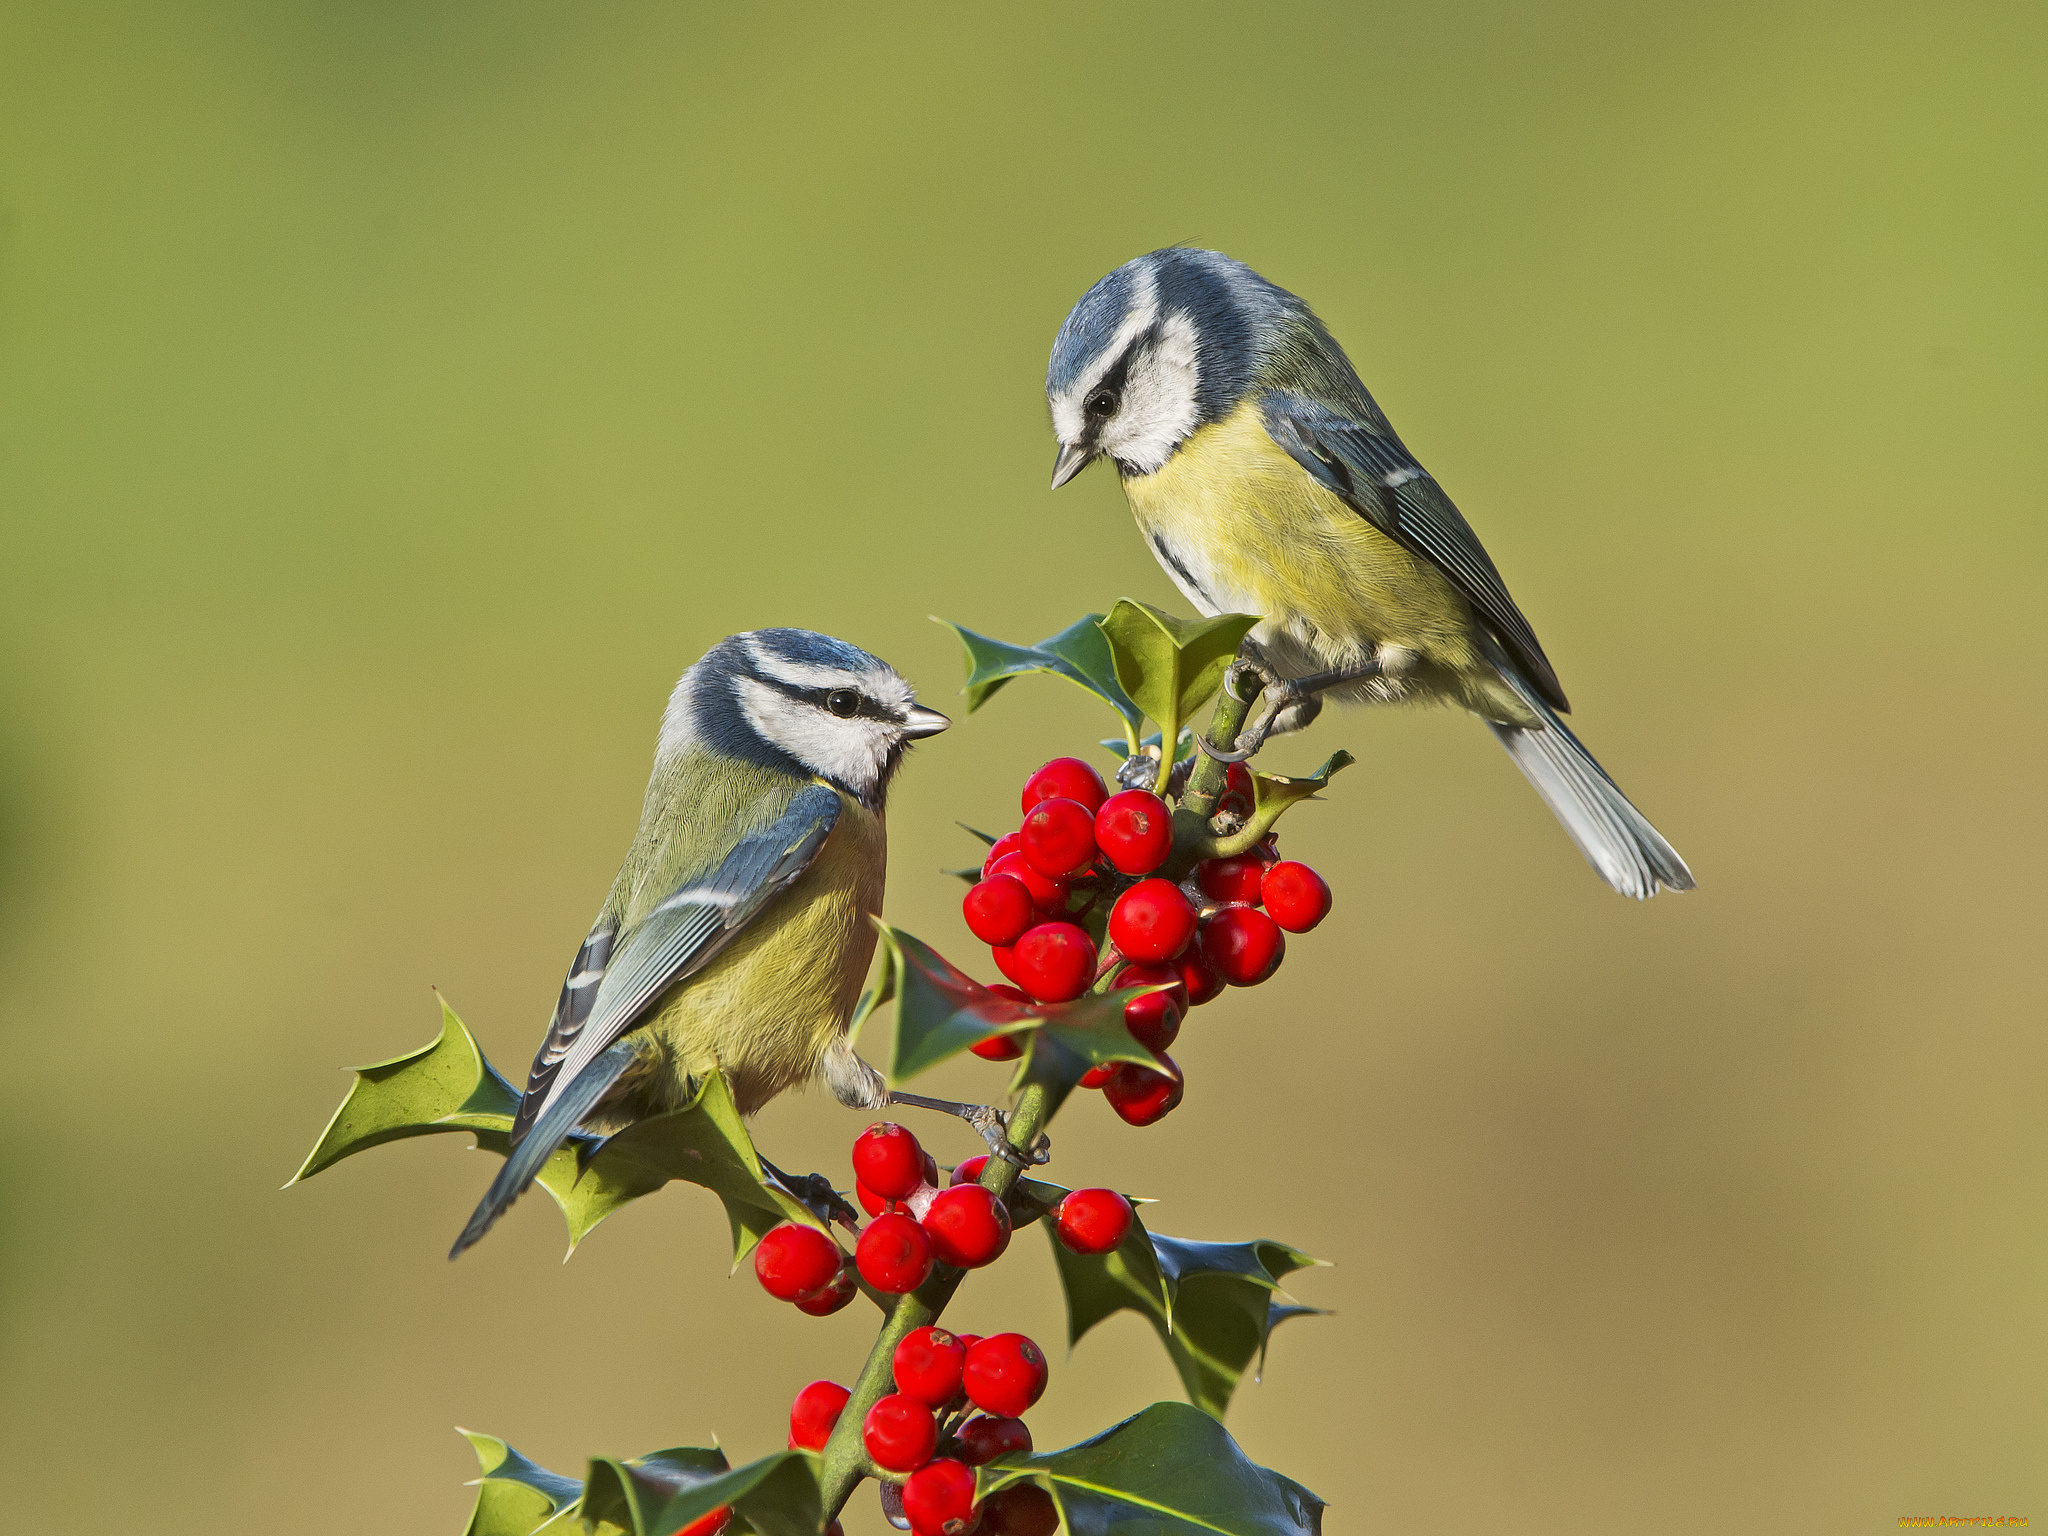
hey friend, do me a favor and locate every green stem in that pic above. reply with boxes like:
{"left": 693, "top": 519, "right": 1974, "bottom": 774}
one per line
{"left": 1179, "top": 664, "right": 1260, "bottom": 819}
{"left": 817, "top": 1082, "right": 1055, "bottom": 1521}
{"left": 1160, "top": 664, "right": 1263, "bottom": 879}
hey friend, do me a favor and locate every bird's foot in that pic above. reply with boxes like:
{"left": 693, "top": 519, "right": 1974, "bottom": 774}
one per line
{"left": 1200, "top": 657, "right": 1380, "bottom": 763}
{"left": 1115, "top": 746, "right": 1162, "bottom": 791}
{"left": 759, "top": 1157, "right": 862, "bottom": 1232}
{"left": 889, "top": 1091, "right": 1052, "bottom": 1167}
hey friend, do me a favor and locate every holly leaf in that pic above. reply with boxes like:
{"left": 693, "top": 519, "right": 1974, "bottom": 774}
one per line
{"left": 1253, "top": 750, "right": 1356, "bottom": 819}
{"left": 871, "top": 923, "right": 1163, "bottom": 1098}
{"left": 577, "top": 1446, "right": 822, "bottom": 1536}
{"left": 1096, "top": 602, "right": 1260, "bottom": 761}
{"left": 289, "top": 999, "right": 827, "bottom": 1263}
{"left": 978, "top": 1401, "right": 1325, "bottom": 1535}
{"left": 460, "top": 1431, "right": 582, "bottom": 1536}
{"left": 1045, "top": 1206, "right": 1325, "bottom": 1419}
{"left": 935, "top": 614, "right": 1145, "bottom": 735}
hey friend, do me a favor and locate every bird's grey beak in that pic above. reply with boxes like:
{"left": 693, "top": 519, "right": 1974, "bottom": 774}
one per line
{"left": 1050, "top": 441, "right": 1095, "bottom": 490}
{"left": 901, "top": 704, "right": 951, "bottom": 740}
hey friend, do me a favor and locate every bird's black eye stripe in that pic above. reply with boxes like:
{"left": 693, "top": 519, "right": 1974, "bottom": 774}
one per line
{"left": 1083, "top": 336, "right": 1144, "bottom": 425}
{"left": 795, "top": 685, "right": 892, "bottom": 722}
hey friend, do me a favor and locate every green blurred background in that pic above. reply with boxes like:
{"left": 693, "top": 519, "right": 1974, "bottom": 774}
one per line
{"left": 2, "top": 1, "right": 2042, "bottom": 1530}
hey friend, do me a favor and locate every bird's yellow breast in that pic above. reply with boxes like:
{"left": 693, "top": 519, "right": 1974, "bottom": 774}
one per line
{"left": 1123, "top": 399, "right": 1486, "bottom": 677}
{"left": 637, "top": 790, "right": 885, "bottom": 1116}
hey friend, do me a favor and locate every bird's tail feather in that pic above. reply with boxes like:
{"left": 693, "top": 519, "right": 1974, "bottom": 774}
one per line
{"left": 449, "top": 1038, "right": 640, "bottom": 1259}
{"left": 1487, "top": 678, "right": 1694, "bottom": 900}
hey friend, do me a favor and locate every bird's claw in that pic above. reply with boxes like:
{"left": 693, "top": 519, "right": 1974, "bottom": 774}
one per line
{"left": 760, "top": 1160, "right": 862, "bottom": 1231}
{"left": 1197, "top": 658, "right": 1293, "bottom": 764}
{"left": 959, "top": 1103, "right": 1051, "bottom": 1167}
{"left": 1115, "top": 749, "right": 1161, "bottom": 791}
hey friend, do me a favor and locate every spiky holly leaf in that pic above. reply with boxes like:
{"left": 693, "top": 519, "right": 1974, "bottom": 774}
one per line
{"left": 978, "top": 1401, "right": 1325, "bottom": 1534}
{"left": 1096, "top": 601, "right": 1260, "bottom": 762}
{"left": 578, "top": 1446, "right": 822, "bottom": 1536}
{"left": 935, "top": 614, "right": 1144, "bottom": 736}
{"left": 1045, "top": 1205, "right": 1325, "bottom": 1419}
{"left": 289, "top": 1000, "right": 826, "bottom": 1263}
{"left": 460, "top": 1431, "right": 582, "bottom": 1536}
{"left": 868, "top": 923, "right": 1162, "bottom": 1100}
{"left": 1253, "top": 750, "right": 1356, "bottom": 818}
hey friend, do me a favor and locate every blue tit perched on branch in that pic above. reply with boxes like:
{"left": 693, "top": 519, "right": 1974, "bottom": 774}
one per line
{"left": 1046, "top": 247, "right": 1693, "bottom": 899}
{"left": 450, "top": 629, "right": 957, "bottom": 1258}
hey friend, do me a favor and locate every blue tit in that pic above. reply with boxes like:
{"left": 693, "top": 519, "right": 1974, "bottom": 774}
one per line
{"left": 451, "top": 628, "right": 953, "bottom": 1258}
{"left": 1046, "top": 247, "right": 1693, "bottom": 899}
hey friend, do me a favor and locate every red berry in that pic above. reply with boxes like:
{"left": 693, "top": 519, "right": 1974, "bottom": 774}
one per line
{"left": 962, "top": 1333, "right": 1048, "bottom": 1418}
{"left": 902, "top": 1457, "right": 979, "bottom": 1536}
{"left": 857, "top": 1211, "right": 935, "bottom": 1294}
{"left": 1261, "top": 861, "right": 1332, "bottom": 932}
{"left": 954, "top": 1415, "right": 1032, "bottom": 1465}
{"left": 1225, "top": 762, "right": 1255, "bottom": 800}
{"left": 1054, "top": 1188, "right": 1134, "bottom": 1255}
{"left": 954, "top": 1332, "right": 985, "bottom": 1354}
{"left": 1021, "top": 757, "right": 1107, "bottom": 816}
{"left": 922, "top": 1151, "right": 941, "bottom": 1188}
{"left": 1020, "top": 796, "right": 1099, "bottom": 879}
{"left": 794, "top": 1260, "right": 858, "bottom": 1316}
{"left": 979, "top": 1484, "right": 1059, "bottom": 1536}
{"left": 1103, "top": 1055, "right": 1184, "bottom": 1126}
{"left": 753, "top": 1223, "right": 843, "bottom": 1302}
{"left": 788, "top": 1379, "right": 852, "bottom": 1451}
{"left": 1078, "top": 1062, "right": 1114, "bottom": 1088}
{"left": 1095, "top": 788, "right": 1173, "bottom": 875}
{"left": 1006, "top": 921, "right": 1096, "bottom": 1003}
{"left": 1177, "top": 947, "right": 1225, "bottom": 1006}
{"left": 963, "top": 875, "right": 1037, "bottom": 946}
{"left": 922, "top": 1183, "right": 1012, "bottom": 1268}
{"left": 856, "top": 1180, "right": 893, "bottom": 1218}
{"left": 1200, "top": 907, "right": 1286, "bottom": 986}
{"left": 853, "top": 1123, "right": 927, "bottom": 1200}
{"left": 863, "top": 1393, "right": 940, "bottom": 1473}
{"left": 893, "top": 1325, "right": 968, "bottom": 1407}
{"left": 981, "top": 832, "right": 1025, "bottom": 875}
{"left": 951, "top": 1154, "right": 989, "bottom": 1185}
{"left": 971, "top": 1031, "right": 1024, "bottom": 1062}
{"left": 1117, "top": 963, "right": 1184, "bottom": 1053}
{"left": 971, "top": 989, "right": 1030, "bottom": 1060}
{"left": 986, "top": 851, "right": 1070, "bottom": 914}
{"left": 1195, "top": 853, "right": 1266, "bottom": 905}
{"left": 1108, "top": 878, "right": 1197, "bottom": 964}
{"left": 671, "top": 1506, "right": 731, "bottom": 1536}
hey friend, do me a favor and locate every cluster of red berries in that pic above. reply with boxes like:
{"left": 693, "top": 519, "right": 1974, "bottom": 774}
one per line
{"left": 752, "top": 1124, "right": 1137, "bottom": 1313}
{"left": 786, "top": 1323, "right": 1055, "bottom": 1536}
{"left": 960, "top": 755, "right": 1333, "bottom": 1127}
{"left": 756, "top": 1122, "right": 1135, "bottom": 1533}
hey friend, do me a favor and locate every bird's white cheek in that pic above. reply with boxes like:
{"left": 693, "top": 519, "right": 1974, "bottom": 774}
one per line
{"left": 1106, "top": 317, "right": 1200, "bottom": 473}
{"left": 735, "top": 681, "right": 887, "bottom": 793}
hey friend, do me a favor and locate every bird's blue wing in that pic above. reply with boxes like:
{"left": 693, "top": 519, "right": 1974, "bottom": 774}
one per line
{"left": 516, "top": 783, "right": 843, "bottom": 1138}
{"left": 1260, "top": 391, "right": 1568, "bottom": 712}
{"left": 451, "top": 784, "right": 841, "bottom": 1257}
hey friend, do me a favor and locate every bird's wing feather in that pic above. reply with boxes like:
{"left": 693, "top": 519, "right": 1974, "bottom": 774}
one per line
{"left": 510, "top": 783, "right": 843, "bottom": 1144}
{"left": 1260, "top": 391, "right": 1569, "bottom": 711}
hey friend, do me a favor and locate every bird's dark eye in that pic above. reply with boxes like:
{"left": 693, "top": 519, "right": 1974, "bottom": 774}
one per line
{"left": 1085, "top": 388, "right": 1119, "bottom": 419}
{"left": 826, "top": 689, "right": 861, "bottom": 718}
